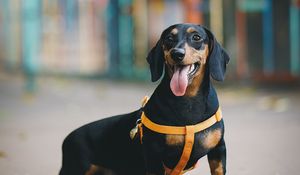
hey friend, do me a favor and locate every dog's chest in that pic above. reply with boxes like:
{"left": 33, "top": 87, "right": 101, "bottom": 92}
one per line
{"left": 166, "top": 128, "right": 221, "bottom": 147}
{"left": 164, "top": 127, "right": 222, "bottom": 159}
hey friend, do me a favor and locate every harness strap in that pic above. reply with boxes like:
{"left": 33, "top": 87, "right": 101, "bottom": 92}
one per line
{"left": 169, "top": 125, "right": 195, "bottom": 175}
{"left": 139, "top": 96, "right": 223, "bottom": 175}
{"left": 164, "top": 162, "right": 197, "bottom": 175}
{"left": 140, "top": 108, "right": 222, "bottom": 135}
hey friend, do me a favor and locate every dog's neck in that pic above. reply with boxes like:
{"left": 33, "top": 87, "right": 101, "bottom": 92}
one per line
{"left": 144, "top": 73, "right": 219, "bottom": 126}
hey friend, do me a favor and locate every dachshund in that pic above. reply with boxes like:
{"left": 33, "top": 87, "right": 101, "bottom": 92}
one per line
{"left": 59, "top": 23, "right": 230, "bottom": 175}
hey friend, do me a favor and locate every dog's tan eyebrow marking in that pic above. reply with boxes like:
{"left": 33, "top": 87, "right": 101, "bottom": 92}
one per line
{"left": 187, "top": 27, "right": 196, "bottom": 33}
{"left": 171, "top": 28, "right": 178, "bottom": 35}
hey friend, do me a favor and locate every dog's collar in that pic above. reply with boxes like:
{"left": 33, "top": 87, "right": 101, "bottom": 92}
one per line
{"left": 138, "top": 96, "right": 222, "bottom": 175}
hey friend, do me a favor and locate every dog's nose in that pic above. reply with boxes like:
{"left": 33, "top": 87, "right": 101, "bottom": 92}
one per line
{"left": 171, "top": 48, "right": 185, "bottom": 63}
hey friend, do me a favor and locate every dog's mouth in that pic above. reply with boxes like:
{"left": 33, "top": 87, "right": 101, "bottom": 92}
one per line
{"left": 168, "top": 62, "right": 200, "bottom": 96}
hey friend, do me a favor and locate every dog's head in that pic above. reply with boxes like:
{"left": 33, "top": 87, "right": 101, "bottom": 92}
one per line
{"left": 147, "top": 24, "right": 230, "bottom": 97}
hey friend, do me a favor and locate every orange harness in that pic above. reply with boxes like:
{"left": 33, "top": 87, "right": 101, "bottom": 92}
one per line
{"left": 137, "top": 97, "right": 223, "bottom": 175}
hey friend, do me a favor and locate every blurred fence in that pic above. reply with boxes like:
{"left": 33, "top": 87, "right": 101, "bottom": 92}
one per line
{"left": 0, "top": 0, "right": 299, "bottom": 83}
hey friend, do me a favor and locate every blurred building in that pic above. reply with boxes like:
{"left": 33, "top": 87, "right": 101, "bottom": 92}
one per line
{"left": 0, "top": 0, "right": 299, "bottom": 83}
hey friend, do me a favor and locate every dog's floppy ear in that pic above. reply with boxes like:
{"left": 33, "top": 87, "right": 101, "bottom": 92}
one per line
{"left": 146, "top": 39, "right": 164, "bottom": 82}
{"left": 204, "top": 27, "right": 230, "bottom": 81}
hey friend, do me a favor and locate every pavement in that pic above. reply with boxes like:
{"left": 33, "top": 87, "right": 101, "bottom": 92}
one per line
{"left": 0, "top": 73, "right": 300, "bottom": 175}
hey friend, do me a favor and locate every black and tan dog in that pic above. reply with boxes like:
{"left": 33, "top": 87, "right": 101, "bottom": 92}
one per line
{"left": 59, "top": 24, "right": 230, "bottom": 175}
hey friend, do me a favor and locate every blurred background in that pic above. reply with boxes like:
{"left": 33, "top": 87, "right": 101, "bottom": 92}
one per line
{"left": 0, "top": 0, "right": 300, "bottom": 175}
{"left": 1, "top": 0, "right": 300, "bottom": 82}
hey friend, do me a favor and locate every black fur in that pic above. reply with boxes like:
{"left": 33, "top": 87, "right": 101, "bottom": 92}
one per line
{"left": 204, "top": 27, "right": 230, "bottom": 81}
{"left": 59, "top": 110, "right": 146, "bottom": 175}
{"left": 147, "top": 40, "right": 164, "bottom": 82}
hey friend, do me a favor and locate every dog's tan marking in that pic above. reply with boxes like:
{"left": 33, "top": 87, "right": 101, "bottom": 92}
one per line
{"left": 163, "top": 47, "right": 174, "bottom": 77}
{"left": 171, "top": 28, "right": 178, "bottom": 35}
{"left": 184, "top": 44, "right": 209, "bottom": 97}
{"left": 85, "top": 164, "right": 100, "bottom": 175}
{"left": 183, "top": 43, "right": 209, "bottom": 65}
{"left": 164, "top": 50, "right": 174, "bottom": 64}
{"left": 85, "top": 164, "right": 114, "bottom": 175}
{"left": 185, "top": 64, "right": 205, "bottom": 97}
{"left": 209, "top": 160, "right": 224, "bottom": 175}
{"left": 166, "top": 134, "right": 185, "bottom": 146}
{"left": 202, "top": 129, "right": 222, "bottom": 149}
{"left": 187, "top": 27, "right": 197, "bottom": 33}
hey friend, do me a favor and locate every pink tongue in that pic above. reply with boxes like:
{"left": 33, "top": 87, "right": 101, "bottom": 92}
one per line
{"left": 170, "top": 65, "right": 190, "bottom": 96}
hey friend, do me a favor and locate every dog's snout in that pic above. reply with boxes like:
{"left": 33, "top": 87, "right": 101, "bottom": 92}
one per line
{"left": 171, "top": 48, "right": 185, "bottom": 62}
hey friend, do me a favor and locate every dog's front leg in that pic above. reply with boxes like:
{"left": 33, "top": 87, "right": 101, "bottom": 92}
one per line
{"left": 143, "top": 150, "right": 165, "bottom": 175}
{"left": 143, "top": 142, "right": 165, "bottom": 175}
{"left": 207, "top": 138, "right": 227, "bottom": 175}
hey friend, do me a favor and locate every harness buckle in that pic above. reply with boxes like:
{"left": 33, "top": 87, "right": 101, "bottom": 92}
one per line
{"left": 129, "top": 119, "right": 142, "bottom": 140}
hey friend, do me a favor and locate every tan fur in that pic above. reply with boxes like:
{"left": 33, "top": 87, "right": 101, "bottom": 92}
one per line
{"left": 187, "top": 27, "right": 196, "bottom": 33}
{"left": 185, "top": 64, "right": 205, "bottom": 97}
{"left": 171, "top": 28, "right": 178, "bottom": 35}
{"left": 202, "top": 129, "right": 222, "bottom": 149}
{"left": 183, "top": 43, "right": 209, "bottom": 65}
{"left": 209, "top": 160, "right": 224, "bottom": 175}
{"left": 85, "top": 164, "right": 114, "bottom": 175}
{"left": 164, "top": 50, "right": 174, "bottom": 65}
{"left": 166, "top": 134, "right": 185, "bottom": 146}
{"left": 85, "top": 165, "right": 100, "bottom": 175}
{"left": 183, "top": 44, "right": 209, "bottom": 97}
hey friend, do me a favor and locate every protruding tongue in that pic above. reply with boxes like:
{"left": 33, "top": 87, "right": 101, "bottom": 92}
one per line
{"left": 170, "top": 65, "right": 190, "bottom": 96}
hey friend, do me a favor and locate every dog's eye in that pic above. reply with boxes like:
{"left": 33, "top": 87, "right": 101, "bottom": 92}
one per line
{"left": 192, "top": 34, "right": 201, "bottom": 41}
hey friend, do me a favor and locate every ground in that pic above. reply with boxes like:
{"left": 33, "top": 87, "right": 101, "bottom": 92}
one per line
{"left": 0, "top": 73, "right": 300, "bottom": 175}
